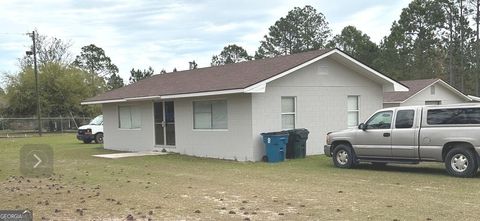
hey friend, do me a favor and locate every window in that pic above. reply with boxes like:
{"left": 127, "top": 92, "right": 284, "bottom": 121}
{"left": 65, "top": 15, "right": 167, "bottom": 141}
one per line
{"left": 395, "top": 110, "right": 414, "bottom": 128}
{"left": 118, "top": 106, "right": 141, "bottom": 129}
{"left": 89, "top": 115, "right": 103, "bottom": 125}
{"left": 425, "top": 100, "right": 441, "bottom": 105}
{"left": 430, "top": 85, "right": 436, "bottom": 95}
{"left": 347, "top": 96, "right": 359, "bottom": 127}
{"left": 193, "top": 100, "right": 227, "bottom": 129}
{"left": 427, "top": 108, "right": 480, "bottom": 125}
{"left": 281, "top": 97, "right": 296, "bottom": 130}
{"left": 366, "top": 111, "right": 393, "bottom": 129}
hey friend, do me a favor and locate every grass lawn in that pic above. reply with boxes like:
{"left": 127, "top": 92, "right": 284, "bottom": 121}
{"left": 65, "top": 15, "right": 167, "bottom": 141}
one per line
{"left": 1, "top": 134, "right": 479, "bottom": 220}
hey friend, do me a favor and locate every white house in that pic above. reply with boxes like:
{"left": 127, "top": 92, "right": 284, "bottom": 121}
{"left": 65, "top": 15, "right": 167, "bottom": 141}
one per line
{"left": 383, "top": 78, "right": 472, "bottom": 108}
{"left": 82, "top": 49, "right": 407, "bottom": 161}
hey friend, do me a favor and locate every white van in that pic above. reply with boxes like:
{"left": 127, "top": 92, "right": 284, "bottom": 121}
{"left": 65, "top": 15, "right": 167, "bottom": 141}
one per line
{"left": 76, "top": 115, "right": 104, "bottom": 144}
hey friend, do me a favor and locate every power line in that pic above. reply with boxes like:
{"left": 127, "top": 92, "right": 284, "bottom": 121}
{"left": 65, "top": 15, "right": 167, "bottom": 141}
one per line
{"left": 0, "top": 32, "right": 28, "bottom": 35}
{"left": 0, "top": 32, "right": 97, "bottom": 38}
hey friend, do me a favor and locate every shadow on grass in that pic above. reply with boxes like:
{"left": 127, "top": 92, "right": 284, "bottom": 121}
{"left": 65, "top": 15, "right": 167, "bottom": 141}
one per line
{"left": 351, "top": 163, "right": 449, "bottom": 176}
{"left": 350, "top": 163, "right": 480, "bottom": 178}
{"left": 93, "top": 146, "right": 105, "bottom": 150}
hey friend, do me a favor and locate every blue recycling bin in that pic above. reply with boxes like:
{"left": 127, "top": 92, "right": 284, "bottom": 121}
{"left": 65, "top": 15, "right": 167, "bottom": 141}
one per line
{"left": 261, "top": 132, "right": 289, "bottom": 163}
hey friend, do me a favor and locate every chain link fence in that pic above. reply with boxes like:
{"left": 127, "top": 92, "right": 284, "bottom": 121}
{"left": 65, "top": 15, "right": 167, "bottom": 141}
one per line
{"left": 0, "top": 116, "right": 92, "bottom": 137}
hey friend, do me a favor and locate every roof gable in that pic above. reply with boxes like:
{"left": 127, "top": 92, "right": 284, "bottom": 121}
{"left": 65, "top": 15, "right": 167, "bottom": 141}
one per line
{"left": 384, "top": 78, "right": 471, "bottom": 103}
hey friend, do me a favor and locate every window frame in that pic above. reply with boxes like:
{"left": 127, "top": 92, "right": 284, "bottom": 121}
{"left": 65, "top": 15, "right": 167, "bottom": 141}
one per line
{"left": 365, "top": 110, "right": 393, "bottom": 130}
{"left": 347, "top": 95, "right": 360, "bottom": 128}
{"left": 281, "top": 96, "right": 296, "bottom": 130}
{"left": 192, "top": 99, "right": 228, "bottom": 130}
{"left": 394, "top": 109, "right": 415, "bottom": 129}
{"left": 118, "top": 105, "right": 142, "bottom": 130}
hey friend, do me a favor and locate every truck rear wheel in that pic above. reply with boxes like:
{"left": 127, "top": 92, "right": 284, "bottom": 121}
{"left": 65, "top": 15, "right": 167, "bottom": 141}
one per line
{"left": 445, "top": 147, "right": 478, "bottom": 178}
{"left": 332, "top": 144, "right": 357, "bottom": 169}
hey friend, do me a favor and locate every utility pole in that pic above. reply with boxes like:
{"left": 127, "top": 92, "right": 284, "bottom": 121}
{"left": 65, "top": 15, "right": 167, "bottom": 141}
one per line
{"left": 459, "top": 0, "right": 465, "bottom": 92}
{"left": 27, "top": 31, "right": 42, "bottom": 136}
{"left": 476, "top": 0, "right": 480, "bottom": 96}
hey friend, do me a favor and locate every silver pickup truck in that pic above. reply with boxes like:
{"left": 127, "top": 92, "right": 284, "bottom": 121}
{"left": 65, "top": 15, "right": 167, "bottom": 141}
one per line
{"left": 324, "top": 104, "right": 480, "bottom": 177}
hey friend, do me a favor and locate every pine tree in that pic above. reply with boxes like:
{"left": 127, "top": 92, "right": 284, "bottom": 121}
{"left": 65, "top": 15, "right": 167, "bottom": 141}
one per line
{"left": 255, "top": 5, "right": 331, "bottom": 58}
{"left": 211, "top": 44, "right": 252, "bottom": 66}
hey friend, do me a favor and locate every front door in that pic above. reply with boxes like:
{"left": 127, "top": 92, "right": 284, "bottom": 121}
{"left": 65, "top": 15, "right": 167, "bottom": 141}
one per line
{"left": 154, "top": 101, "right": 175, "bottom": 147}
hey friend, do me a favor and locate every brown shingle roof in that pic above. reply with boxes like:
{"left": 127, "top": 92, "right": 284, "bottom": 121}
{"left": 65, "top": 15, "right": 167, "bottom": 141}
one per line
{"left": 383, "top": 78, "right": 439, "bottom": 103}
{"left": 85, "top": 49, "right": 334, "bottom": 102}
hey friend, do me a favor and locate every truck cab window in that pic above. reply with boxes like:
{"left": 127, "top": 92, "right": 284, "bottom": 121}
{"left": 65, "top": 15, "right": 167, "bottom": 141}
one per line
{"left": 395, "top": 110, "right": 414, "bottom": 128}
{"left": 365, "top": 111, "right": 393, "bottom": 129}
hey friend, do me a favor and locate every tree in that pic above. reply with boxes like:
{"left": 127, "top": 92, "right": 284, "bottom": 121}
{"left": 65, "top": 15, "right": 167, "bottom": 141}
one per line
{"left": 327, "top": 26, "right": 379, "bottom": 65}
{"left": 375, "top": 0, "right": 446, "bottom": 80}
{"left": 436, "top": 0, "right": 475, "bottom": 92}
{"left": 373, "top": 0, "right": 479, "bottom": 94}
{"left": 129, "top": 67, "right": 154, "bottom": 83}
{"left": 441, "top": 0, "right": 473, "bottom": 91}
{"left": 19, "top": 30, "right": 73, "bottom": 68}
{"left": 211, "top": 44, "right": 252, "bottom": 66}
{"left": 374, "top": 25, "right": 408, "bottom": 80}
{"left": 73, "top": 44, "right": 120, "bottom": 94}
{"left": 470, "top": 0, "right": 480, "bottom": 95}
{"left": 3, "top": 62, "right": 100, "bottom": 117}
{"left": 255, "top": 5, "right": 331, "bottom": 58}
{"left": 0, "top": 87, "right": 6, "bottom": 114}
{"left": 106, "top": 73, "right": 124, "bottom": 90}
{"left": 73, "top": 44, "right": 119, "bottom": 78}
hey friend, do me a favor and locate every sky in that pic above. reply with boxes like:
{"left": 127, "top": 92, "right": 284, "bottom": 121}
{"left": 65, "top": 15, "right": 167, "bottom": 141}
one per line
{"left": 0, "top": 0, "right": 412, "bottom": 84}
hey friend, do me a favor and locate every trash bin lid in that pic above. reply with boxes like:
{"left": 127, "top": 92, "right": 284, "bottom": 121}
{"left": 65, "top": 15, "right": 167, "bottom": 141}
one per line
{"left": 261, "top": 131, "right": 289, "bottom": 136}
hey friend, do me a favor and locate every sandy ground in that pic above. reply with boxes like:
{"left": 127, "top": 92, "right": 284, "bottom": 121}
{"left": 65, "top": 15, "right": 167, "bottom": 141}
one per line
{"left": 1, "top": 134, "right": 480, "bottom": 220}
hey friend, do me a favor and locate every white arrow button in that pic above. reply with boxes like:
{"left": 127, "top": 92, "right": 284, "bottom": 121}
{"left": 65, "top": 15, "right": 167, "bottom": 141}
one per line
{"left": 33, "top": 154, "right": 42, "bottom": 168}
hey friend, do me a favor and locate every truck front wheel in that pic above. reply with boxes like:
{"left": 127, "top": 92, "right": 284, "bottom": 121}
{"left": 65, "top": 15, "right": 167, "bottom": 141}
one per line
{"left": 445, "top": 147, "right": 478, "bottom": 178}
{"left": 332, "top": 144, "right": 357, "bottom": 169}
{"left": 95, "top": 133, "right": 104, "bottom": 144}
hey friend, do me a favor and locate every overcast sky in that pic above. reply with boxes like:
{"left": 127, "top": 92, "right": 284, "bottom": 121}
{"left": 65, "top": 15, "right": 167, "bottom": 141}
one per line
{"left": 0, "top": 0, "right": 411, "bottom": 83}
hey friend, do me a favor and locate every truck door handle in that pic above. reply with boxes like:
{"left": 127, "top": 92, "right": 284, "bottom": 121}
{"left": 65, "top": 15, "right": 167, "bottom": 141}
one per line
{"left": 383, "top": 133, "right": 390, "bottom": 137}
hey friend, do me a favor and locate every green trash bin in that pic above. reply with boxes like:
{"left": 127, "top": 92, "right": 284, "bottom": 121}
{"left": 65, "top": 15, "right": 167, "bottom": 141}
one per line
{"left": 285, "top": 128, "right": 310, "bottom": 159}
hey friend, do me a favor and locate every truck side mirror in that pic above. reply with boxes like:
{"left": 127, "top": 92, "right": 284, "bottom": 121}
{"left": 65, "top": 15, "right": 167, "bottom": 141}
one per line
{"left": 358, "top": 123, "right": 366, "bottom": 131}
